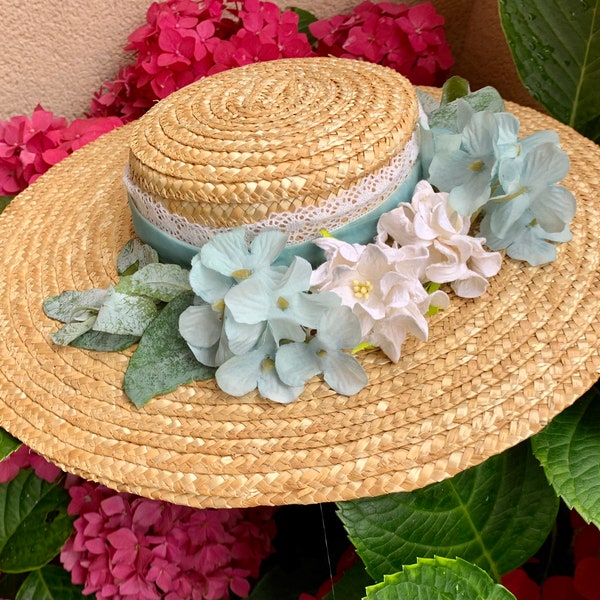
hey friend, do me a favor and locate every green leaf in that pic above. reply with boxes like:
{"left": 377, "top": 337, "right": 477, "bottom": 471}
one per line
{"left": 247, "top": 562, "right": 329, "bottom": 600}
{"left": 70, "top": 330, "right": 140, "bottom": 352}
{"left": 93, "top": 286, "right": 159, "bottom": 336}
{"left": 499, "top": 0, "right": 600, "bottom": 140}
{"left": 532, "top": 385, "right": 600, "bottom": 526}
{"left": 0, "top": 428, "right": 21, "bottom": 461}
{"left": 124, "top": 291, "right": 215, "bottom": 407}
{"left": 290, "top": 7, "right": 318, "bottom": 39}
{"left": 323, "top": 561, "right": 374, "bottom": 600}
{"left": 0, "top": 470, "right": 73, "bottom": 573}
{"left": 16, "top": 565, "right": 85, "bottom": 600}
{"left": 440, "top": 76, "right": 471, "bottom": 105}
{"left": 0, "top": 196, "right": 13, "bottom": 215}
{"left": 43, "top": 289, "right": 107, "bottom": 323}
{"left": 364, "top": 557, "right": 515, "bottom": 600}
{"left": 117, "top": 238, "right": 159, "bottom": 276}
{"left": 427, "top": 86, "right": 506, "bottom": 131}
{"left": 337, "top": 441, "right": 558, "bottom": 582}
{"left": 50, "top": 316, "right": 96, "bottom": 346}
{"left": 115, "top": 263, "right": 191, "bottom": 302}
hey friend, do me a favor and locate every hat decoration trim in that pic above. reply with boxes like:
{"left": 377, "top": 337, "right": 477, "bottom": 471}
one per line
{"left": 43, "top": 78, "right": 577, "bottom": 406}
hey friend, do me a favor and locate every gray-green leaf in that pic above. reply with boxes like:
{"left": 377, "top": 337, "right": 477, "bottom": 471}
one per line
{"left": 116, "top": 263, "right": 191, "bottom": 302}
{"left": 0, "top": 469, "right": 73, "bottom": 573}
{"left": 0, "top": 428, "right": 21, "bottom": 461}
{"left": 70, "top": 330, "right": 140, "bottom": 352}
{"left": 93, "top": 286, "right": 159, "bottom": 336}
{"left": 117, "top": 238, "right": 159, "bottom": 276}
{"left": 337, "top": 441, "right": 558, "bottom": 582}
{"left": 499, "top": 0, "right": 600, "bottom": 141}
{"left": 43, "top": 289, "right": 107, "bottom": 323}
{"left": 16, "top": 565, "right": 85, "bottom": 600}
{"left": 0, "top": 196, "right": 13, "bottom": 215}
{"left": 124, "top": 291, "right": 215, "bottom": 407}
{"left": 532, "top": 385, "right": 600, "bottom": 526}
{"left": 364, "top": 557, "right": 515, "bottom": 600}
{"left": 50, "top": 315, "right": 96, "bottom": 346}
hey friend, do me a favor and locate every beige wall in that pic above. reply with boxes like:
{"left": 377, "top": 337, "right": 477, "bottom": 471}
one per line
{"left": 0, "top": 0, "right": 538, "bottom": 121}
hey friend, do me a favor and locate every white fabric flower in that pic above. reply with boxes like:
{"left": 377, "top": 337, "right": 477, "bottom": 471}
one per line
{"left": 377, "top": 180, "right": 502, "bottom": 298}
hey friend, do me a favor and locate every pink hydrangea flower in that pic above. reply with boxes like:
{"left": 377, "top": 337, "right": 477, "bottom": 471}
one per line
{"left": 0, "top": 444, "right": 62, "bottom": 483}
{"left": 60, "top": 481, "right": 276, "bottom": 600}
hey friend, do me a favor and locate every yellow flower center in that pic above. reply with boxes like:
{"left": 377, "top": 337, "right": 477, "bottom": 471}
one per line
{"left": 211, "top": 298, "right": 225, "bottom": 312}
{"left": 231, "top": 268, "right": 252, "bottom": 279}
{"left": 469, "top": 159, "right": 485, "bottom": 172}
{"left": 277, "top": 296, "right": 289, "bottom": 310}
{"left": 261, "top": 358, "right": 275, "bottom": 372}
{"left": 352, "top": 280, "right": 373, "bottom": 299}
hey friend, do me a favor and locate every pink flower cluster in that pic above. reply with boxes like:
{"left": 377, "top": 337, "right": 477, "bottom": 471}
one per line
{"left": 0, "top": 105, "right": 122, "bottom": 195}
{"left": 502, "top": 510, "right": 600, "bottom": 600}
{"left": 309, "top": 1, "right": 453, "bottom": 85}
{"left": 0, "top": 444, "right": 62, "bottom": 483}
{"left": 89, "top": 0, "right": 314, "bottom": 122}
{"left": 60, "top": 481, "right": 276, "bottom": 600}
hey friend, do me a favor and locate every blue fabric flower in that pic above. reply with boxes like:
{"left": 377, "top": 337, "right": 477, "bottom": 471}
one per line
{"left": 275, "top": 305, "right": 368, "bottom": 396}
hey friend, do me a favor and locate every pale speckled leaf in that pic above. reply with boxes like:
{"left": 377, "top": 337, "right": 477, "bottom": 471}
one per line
{"left": 42, "top": 289, "right": 107, "bottom": 323}
{"left": 70, "top": 330, "right": 140, "bottom": 352}
{"left": 93, "top": 287, "right": 158, "bottom": 336}
{"left": 124, "top": 291, "right": 215, "bottom": 407}
{"left": 364, "top": 557, "right": 515, "bottom": 600}
{"left": 116, "top": 263, "right": 191, "bottom": 302}
{"left": 50, "top": 316, "right": 96, "bottom": 346}
{"left": 532, "top": 386, "right": 600, "bottom": 527}
{"left": 117, "top": 239, "right": 159, "bottom": 276}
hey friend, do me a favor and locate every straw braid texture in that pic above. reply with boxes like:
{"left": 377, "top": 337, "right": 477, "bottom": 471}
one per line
{"left": 128, "top": 57, "right": 418, "bottom": 226}
{"left": 0, "top": 102, "right": 599, "bottom": 509}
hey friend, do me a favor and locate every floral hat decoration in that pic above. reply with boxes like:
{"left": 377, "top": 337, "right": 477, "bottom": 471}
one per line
{"left": 0, "top": 55, "right": 599, "bottom": 510}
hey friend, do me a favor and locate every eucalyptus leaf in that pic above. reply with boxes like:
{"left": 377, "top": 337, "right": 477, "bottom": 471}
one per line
{"left": 337, "top": 441, "right": 558, "bottom": 582}
{"left": 499, "top": 0, "right": 600, "bottom": 141}
{"left": 532, "top": 386, "right": 600, "bottom": 526}
{"left": 117, "top": 238, "right": 159, "bottom": 276}
{"left": 116, "top": 263, "right": 191, "bottom": 302}
{"left": 0, "top": 469, "right": 73, "bottom": 573}
{"left": 427, "top": 86, "right": 506, "bottom": 131}
{"left": 93, "top": 286, "right": 159, "bottom": 336}
{"left": 0, "top": 196, "right": 13, "bottom": 215}
{"left": 70, "top": 330, "right": 140, "bottom": 352}
{"left": 42, "top": 289, "right": 107, "bottom": 323}
{"left": 50, "top": 315, "right": 96, "bottom": 346}
{"left": 124, "top": 291, "right": 215, "bottom": 407}
{"left": 364, "top": 557, "right": 515, "bottom": 600}
{"left": 16, "top": 565, "right": 85, "bottom": 600}
{"left": 0, "top": 428, "right": 21, "bottom": 461}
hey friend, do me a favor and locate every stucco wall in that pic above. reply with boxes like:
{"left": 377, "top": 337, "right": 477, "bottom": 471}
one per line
{"left": 0, "top": 0, "right": 537, "bottom": 121}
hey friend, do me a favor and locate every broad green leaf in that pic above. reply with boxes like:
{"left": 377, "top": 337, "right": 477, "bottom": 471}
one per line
{"left": 70, "top": 330, "right": 140, "bottom": 352}
{"left": 116, "top": 263, "right": 191, "bottom": 302}
{"left": 428, "top": 86, "right": 505, "bottom": 131}
{"left": 0, "top": 196, "right": 13, "bottom": 215}
{"left": 324, "top": 561, "right": 374, "bottom": 600}
{"left": 117, "top": 238, "right": 159, "bottom": 276}
{"left": 43, "top": 289, "right": 107, "bottom": 323}
{"left": 246, "top": 563, "right": 329, "bottom": 600}
{"left": 290, "top": 7, "right": 318, "bottom": 38}
{"left": 499, "top": 0, "right": 600, "bottom": 140}
{"left": 337, "top": 441, "right": 558, "bottom": 582}
{"left": 532, "top": 385, "right": 600, "bottom": 526}
{"left": 93, "top": 286, "right": 159, "bottom": 336}
{"left": 0, "top": 428, "right": 21, "bottom": 461}
{"left": 0, "top": 469, "right": 73, "bottom": 573}
{"left": 16, "top": 565, "right": 85, "bottom": 600}
{"left": 364, "top": 557, "right": 515, "bottom": 600}
{"left": 124, "top": 291, "right": 215, "bottom": 407}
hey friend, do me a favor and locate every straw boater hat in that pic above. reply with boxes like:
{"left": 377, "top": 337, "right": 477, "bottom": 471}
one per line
{"left": 0, "top": 57, "right": 599, "bottom": 509}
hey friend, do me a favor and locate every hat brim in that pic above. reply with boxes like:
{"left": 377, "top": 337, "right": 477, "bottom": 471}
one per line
{"left": 0, "top": 101, "right": 599, "bottom": 509}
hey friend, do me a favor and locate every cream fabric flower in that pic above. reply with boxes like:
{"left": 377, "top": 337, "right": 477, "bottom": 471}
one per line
{"left": 377, "top": 180, "right": 502, "bottom": 298}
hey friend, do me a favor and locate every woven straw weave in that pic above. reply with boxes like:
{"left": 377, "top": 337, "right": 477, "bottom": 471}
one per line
{"left": 128, "top": 57, "right": 418, "bottom": 226}
{"left": 0, "top": 100, "right": 599, "bottom": 509}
